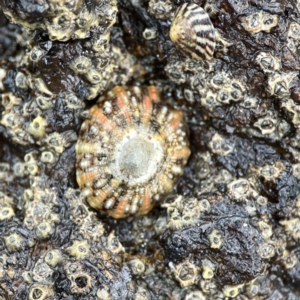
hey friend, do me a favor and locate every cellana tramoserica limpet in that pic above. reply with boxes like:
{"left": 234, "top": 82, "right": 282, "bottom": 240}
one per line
{"left": 170, "top": 3, "right": 216, "bottom": 60}
{"left": 76, "top": 86, "right": 191, "bottom": 218}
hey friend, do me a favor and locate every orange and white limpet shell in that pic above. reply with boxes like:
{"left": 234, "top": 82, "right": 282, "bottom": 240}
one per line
{"left": 76, "top": 86, "right": 190, "bottom": 218}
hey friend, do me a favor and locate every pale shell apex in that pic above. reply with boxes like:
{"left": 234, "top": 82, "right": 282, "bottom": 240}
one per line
{"left": 170, "top": 3, "right": 216, "bottom": 60}
{"left": 76, "top": 86, "right": 191, "bottom": 218}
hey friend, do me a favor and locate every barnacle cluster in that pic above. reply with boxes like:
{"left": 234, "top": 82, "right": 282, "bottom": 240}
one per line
{"left": 0, "top": 0, "right": 143, "bottom": 146}
{"left": 161, "top": 193, "right": 275, "bottom": 294}
{"left": 1, "top": 0, "right": 117, "bottom": 41}
{"left": 1, "top": 0, "right": 300, "bottom": 299}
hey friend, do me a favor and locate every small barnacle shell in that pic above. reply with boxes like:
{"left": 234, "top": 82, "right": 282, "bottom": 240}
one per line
{"left": 288, "top": 22, "right": 300, "bottom": 40}
{"left": 208, "top": 133, "right": 234, "bottom": 156}
{"left": 223, "top": 284, "right": 244, "bottom": 298}
{"left": 70, "top": 56, "right": 92, "bottom": 75}
{"left": 170, "top": 3, "right": 215, "bottom": 60}
{"left": 207, "top": 229, "right": 222, "bottom": 249}
{"left": 28, "top": 115, "right": 47, "bottom": 139}
{"left": 76, "top": 86, "right": 190, "bottom": 218}
{"left": 4, "top": 233, "right": 25, "bottom": 252}
{"left": 170, "top": 260, "right": 199, "bottom": 288}
{"left": 29, "top": 284, "right": 54, "bottom": 300}
{"left": 143, "top": 28, "right": 157, "bottom": 40}
{"left": 92, "top": 31, "right": 111, "bottom": 52}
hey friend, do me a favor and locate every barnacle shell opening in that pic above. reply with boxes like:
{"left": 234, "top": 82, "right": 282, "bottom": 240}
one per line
{"left": 76, "top": 86, "right": 190, "bottom": 218}
{"left": 170, "top": 3, "right": 216, "bottom": 60}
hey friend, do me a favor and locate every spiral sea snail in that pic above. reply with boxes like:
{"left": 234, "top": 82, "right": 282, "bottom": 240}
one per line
{"left": 170, "top": 3, "right": 216, "bottom": 60}
{"left": 76, "top": 86, "right": 190, "bottom": 218}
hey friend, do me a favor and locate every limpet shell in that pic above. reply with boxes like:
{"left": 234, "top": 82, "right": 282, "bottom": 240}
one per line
{"left": 76, "top": 86, "right": 190, "bottom": 218}
{"left": 170, "top": 3, "right": 216, "bottom": 60}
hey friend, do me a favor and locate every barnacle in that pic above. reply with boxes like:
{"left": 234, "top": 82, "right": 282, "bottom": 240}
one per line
{"left": 202, "top": 265, "right": 214, "bottom": 280}
{"left": 162, "top": 195, "right": 201, "bottom": 229}
{"left": 227, "top": 179, "right": 257, "bottom": 201}
{"left": 128, "top": 258, "right": 146, "bottom": 275}
{"left": 32, "top": 258, "right": 53, "bottom": 282}
{"left": 0, "top": 192, "right": 15, "bottom": 221}
{"left": 281, "top": 251, "right": 298, "bottom": 270}
{"left": 4, "top": 233, "right": 25, "bottom": 252}
{"left": 255, "top": 52, "right": 281, "bottom": 73}
{"left": 29, "top": 284, "right": 54, "bottom": 300}
{"left": 267, "top": 72, "right": 298, "bottom": 97}
{"left": 208, "top": 229, "right": 223, "bottom": 249}
{"left": 143, "top": 28, "right": 157, "bottom": 40}
{"left": 22, "top": 187, "right": 60, "bottom": 231}
{"left": 148, "top": 0, "right": 174, "bottom": 20}
{"left": 76, "top": 86, "right": 190, "bottom": 218}
{"left": 44, "top": 250, "right": 63, "bottom": 267}
{"left": 170, "top": 259, "right": 200, "bottom": 288}
{"left": 66, "top": 240, "right": 90, "bottom": 260}
{"left": 222, "top": 284, "right": 244, "bottom": 298}
{"left": 208, "top": 133, "right": 234, "bottom": 156}
{"left": 288, "top": 22, "right": 300, "bottom": 40}
{"left": 64, "top": 261, "right": 94, "bottom": 294}
{"left": 240, "top": 11, "right": 278, "bottom": 34}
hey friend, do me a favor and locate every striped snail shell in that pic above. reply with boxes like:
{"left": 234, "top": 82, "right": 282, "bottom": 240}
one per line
{"left": 170, "top": 3, "right": 216, "bottom": 60}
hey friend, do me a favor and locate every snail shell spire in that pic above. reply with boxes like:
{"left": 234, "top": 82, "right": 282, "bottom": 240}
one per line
{"left": 170, "top": 3, "right": 216, "bottom": 60}
{"left": 76, "top": 86, "right": 191, "bottom": 218}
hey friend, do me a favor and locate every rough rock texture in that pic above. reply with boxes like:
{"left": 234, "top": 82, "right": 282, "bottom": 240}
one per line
{"left": 1, "top": 0, "right": 300, "bottom": 299}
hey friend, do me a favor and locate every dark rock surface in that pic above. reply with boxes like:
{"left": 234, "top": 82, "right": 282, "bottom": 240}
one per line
{"left": 1, "top": 0, "right": 300, "bottom": 299}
